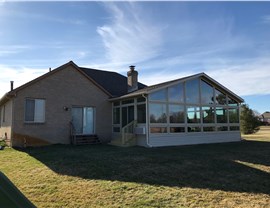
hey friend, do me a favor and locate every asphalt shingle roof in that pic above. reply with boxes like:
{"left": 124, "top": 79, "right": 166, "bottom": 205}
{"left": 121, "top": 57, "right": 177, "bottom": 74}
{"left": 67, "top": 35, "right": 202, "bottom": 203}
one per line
{"left": 79, "top": 67, "right": 147, "bottom": 97}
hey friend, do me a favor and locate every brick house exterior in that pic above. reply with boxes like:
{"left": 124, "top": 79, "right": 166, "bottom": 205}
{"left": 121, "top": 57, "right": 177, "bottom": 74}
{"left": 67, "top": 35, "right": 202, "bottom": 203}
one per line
{"left": 0, "top": 61, "right": 244, "bottom": 148}
{"left": 0, "top": 62, "right": 122, "bottom": 147}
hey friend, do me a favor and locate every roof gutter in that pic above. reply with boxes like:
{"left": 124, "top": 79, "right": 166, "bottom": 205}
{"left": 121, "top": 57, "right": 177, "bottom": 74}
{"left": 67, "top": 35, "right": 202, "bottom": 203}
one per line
{"left": 0, "top": 92, "right": 15, "bottom": 106}
{"left": 108, "top": 92, "right": 149, "bottom": 102}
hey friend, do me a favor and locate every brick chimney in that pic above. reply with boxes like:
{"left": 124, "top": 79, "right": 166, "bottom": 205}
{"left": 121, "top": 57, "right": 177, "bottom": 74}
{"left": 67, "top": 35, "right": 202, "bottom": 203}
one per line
{"left": 127, "top": 65, "right": 138, "bottom": 92}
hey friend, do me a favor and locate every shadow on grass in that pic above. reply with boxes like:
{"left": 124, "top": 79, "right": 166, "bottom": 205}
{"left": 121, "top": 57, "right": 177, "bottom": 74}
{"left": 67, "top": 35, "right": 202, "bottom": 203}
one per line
{"left": 19, "top": 140, "right": 270, "bottom": 194}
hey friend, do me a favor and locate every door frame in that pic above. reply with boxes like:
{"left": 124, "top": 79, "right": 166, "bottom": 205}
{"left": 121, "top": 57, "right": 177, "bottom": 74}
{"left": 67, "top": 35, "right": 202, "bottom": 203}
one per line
{"left": 121, "top": 105, "right": 134, "bottom": 127}
{"left": 71, "top": 106, "right": 96, "bottom": 135}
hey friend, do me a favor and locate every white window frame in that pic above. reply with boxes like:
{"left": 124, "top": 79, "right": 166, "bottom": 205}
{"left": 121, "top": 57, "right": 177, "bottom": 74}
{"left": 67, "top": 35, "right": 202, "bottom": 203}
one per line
{"left": 24, "top": 98, "right": 46, "bottom": 123}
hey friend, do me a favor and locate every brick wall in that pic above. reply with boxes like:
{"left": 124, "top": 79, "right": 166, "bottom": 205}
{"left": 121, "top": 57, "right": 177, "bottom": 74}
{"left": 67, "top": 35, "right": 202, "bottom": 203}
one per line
{"left": 12, "top": 65, "right": 112, "bottom": 147}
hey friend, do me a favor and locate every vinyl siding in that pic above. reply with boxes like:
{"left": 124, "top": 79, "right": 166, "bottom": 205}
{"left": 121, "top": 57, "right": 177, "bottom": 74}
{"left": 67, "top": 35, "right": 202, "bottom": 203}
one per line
{"left": 149, "top": 131, "right": 241, "bottom": 147}
{"left": 136, "top": 135, "right": 147, "bottom": 147}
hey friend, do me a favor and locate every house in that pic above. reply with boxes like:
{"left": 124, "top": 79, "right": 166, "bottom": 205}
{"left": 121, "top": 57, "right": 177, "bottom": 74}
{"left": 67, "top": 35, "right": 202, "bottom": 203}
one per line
{"left": 0, "top": 61, "right": 244, "bottom": 148}
{"left": 259, "top": 112, "right": 270, "bottom": 124}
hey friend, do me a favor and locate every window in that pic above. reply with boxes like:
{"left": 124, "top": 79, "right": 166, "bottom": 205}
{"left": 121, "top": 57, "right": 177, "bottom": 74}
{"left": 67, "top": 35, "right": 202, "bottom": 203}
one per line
{"left": 149, "top": 89, "right": 167, "bottom": 101}
{"left": 202, "top": 106, "right": 215, "bottom": 123}
{"left": 203, "top": 126, "right": 215, "bottom": 132}
{"left": 228, "top": 97, "right": 238, "bottom": 106}
{"left": 113, "top": 101, "right": 120, "bottom": 106}
{"left": 229, "top": 108, "right": 239, "bottom": 123}
{"left": 169, "top": 104, "right": 185, "bottom": 123}
{"left": 170, "top": 127, "right": 185, "bottom": 133}
{"left": 25, "top": 99, "right": 45, "bottom": 123}
{"left": 122, "top": 106, "right": 134, "bottom": 127}
{"left": 149, "top": 103, "right": 167, "bottom": 123}
{"left": 122, "top": 99, "right": 134, "bottom": 105}
{"left": 137, "top": 97, "right": 146, "bottom": 103}
{"left": 217, "top": 126, "right": 228, "bottom": 131}
{"left": 185, "top": 79, "right": 199, "bottom": 104}
{"left": 137, "top": 104, "right": 146, "bottom": 123}
{"left": 187, "top": 106, "right": 200, "bottom": 123}
{"left": 216, "top": 107, "right": 227, "bottom": 123}
{"left": 201, "top": 80, "right": 214, "bottom": 104}
{"left": 215, "top": 89, "right": 226, "bottom": 105}
{"left": 113, "top": 108, "right": 120, "bottom": 124}
{"left": 150, "top": 127, "right": 167, "bottom": 133}
{"left": 168, "top": 83, "right": 184, "bottom": 103}
{"left": 188, "top": 126, "right": 201, "bottom": 132}
{"left": 230, "top": 126, "right": 240, "bottom": 131}
{"left": 113, "top": 127, "right": 120, "bottom": 133}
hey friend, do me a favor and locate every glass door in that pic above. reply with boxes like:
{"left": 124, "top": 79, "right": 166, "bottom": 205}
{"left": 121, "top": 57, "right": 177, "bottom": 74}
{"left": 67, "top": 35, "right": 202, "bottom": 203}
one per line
{"left": 83, "top": 107, "right": 94, "bottom": 134}
{"left": 72, "top": 107, "right": 95, "bottom": 135}
{"left": 121, "top": 106, "right": 134, "bottom": 127}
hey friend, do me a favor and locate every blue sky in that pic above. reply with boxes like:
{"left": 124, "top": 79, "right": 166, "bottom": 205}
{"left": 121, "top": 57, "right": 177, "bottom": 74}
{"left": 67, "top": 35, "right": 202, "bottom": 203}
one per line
{"left": 0, "top": 1, "right": 270, "bottom": 114}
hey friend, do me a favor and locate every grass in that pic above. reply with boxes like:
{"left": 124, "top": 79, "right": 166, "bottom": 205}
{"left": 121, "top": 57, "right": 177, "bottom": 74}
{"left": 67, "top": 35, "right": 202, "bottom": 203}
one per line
{"left": 242, "top": 126, "right": 270, "bottom": 142}
{"left": 1, "top": 127, "right": 270, "bottom": 208}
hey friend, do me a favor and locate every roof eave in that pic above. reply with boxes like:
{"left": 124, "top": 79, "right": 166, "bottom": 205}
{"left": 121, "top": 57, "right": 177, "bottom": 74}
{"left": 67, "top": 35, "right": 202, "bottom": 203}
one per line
{"left": 201, "top": 73, "right": 244, "bottom": 103}
{"left": 108, "top": 72, "right": 244, "bottom": 103}
{"left": 2, "top": 61, "right": 75, "bottom": 96}
{"left": 0, "top": 61, "right": 113, "bottom": 101}
{"left": 0, "top": 91, "right": 15, "bottom": 106}
{"left": 108, "top": 91, "right": 147, "bottom": 102}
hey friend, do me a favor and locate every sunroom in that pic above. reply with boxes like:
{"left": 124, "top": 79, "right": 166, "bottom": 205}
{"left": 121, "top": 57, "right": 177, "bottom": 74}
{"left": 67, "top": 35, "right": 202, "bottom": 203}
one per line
{"left": 110, "top": 73, "right": 244, "bottom": 147}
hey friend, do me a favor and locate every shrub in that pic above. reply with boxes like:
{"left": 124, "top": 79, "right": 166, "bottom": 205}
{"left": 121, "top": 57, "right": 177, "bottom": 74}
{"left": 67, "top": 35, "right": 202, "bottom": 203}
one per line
{"left": 0, "top": 138, "right": 7, "bottom": 148}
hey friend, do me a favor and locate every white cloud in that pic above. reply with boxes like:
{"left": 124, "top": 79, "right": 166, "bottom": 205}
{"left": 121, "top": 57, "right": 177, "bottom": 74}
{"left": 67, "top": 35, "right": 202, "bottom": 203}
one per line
{"left": 0, "top": 66, "right": 46, "bottom": 98}
{"left": 139, "top": 70, "right": 192, "bottom": 87}
{"left": 138, "top": 55, "right": 270, "bottom": 97}
{"left": 97, "top": 2, "right": 164, "bottom": 65}
{"left": 1, "top": 2, "right": 268, "bottom": 100}
{"left": 47, "top": 16, "right": 86, "bottom": 26}
{"left": 0, "top": 45, "right": 31, "bottom": 57}
{"left": 206, "top": 57, "right": 270, "bottom": 96}
{"left": 92, "top": 4, "right": 270, "bottom": 97}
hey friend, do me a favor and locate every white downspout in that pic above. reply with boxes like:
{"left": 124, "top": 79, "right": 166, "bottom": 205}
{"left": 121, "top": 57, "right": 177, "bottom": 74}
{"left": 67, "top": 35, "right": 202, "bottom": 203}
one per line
{"left": 142, "top": 94, "right": 152, "bottom": 147}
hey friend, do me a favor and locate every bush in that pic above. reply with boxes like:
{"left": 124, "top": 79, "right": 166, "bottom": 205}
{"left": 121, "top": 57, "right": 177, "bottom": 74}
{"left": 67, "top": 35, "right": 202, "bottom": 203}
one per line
{"left": 0, "top": 139, "right": 7, "bottom": 148}
{"left": 240, "top": 104, "right": 261, "bottom": 134}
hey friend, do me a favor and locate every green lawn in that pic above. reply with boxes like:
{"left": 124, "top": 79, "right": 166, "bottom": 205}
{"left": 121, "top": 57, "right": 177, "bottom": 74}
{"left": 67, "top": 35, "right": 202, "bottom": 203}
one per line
{"left": 1, "top": 128, "right": 270, "bottom": 208}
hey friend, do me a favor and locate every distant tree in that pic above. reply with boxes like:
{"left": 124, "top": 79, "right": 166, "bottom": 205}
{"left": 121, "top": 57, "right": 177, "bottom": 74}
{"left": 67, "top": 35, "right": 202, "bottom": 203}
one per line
{"left": 240, "top": 104, "right": 261, "bottom": 134}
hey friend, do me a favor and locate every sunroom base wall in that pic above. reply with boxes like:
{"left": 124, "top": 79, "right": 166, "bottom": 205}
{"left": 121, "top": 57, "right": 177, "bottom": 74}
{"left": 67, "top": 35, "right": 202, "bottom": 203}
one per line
{"left": 148, "top": 131, "right": 241, "bottom": 147}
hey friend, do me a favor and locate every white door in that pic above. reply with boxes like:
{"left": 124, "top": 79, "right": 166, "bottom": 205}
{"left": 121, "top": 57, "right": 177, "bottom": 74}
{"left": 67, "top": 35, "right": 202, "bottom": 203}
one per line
{"left": 72, "top": 107, "right": 94, "bottom": 135}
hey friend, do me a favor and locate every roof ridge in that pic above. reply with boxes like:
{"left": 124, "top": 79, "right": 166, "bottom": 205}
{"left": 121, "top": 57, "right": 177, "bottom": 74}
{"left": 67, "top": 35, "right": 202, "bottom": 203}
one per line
{"left": 79, "top": 66, "right": 124, "bottom": 75}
